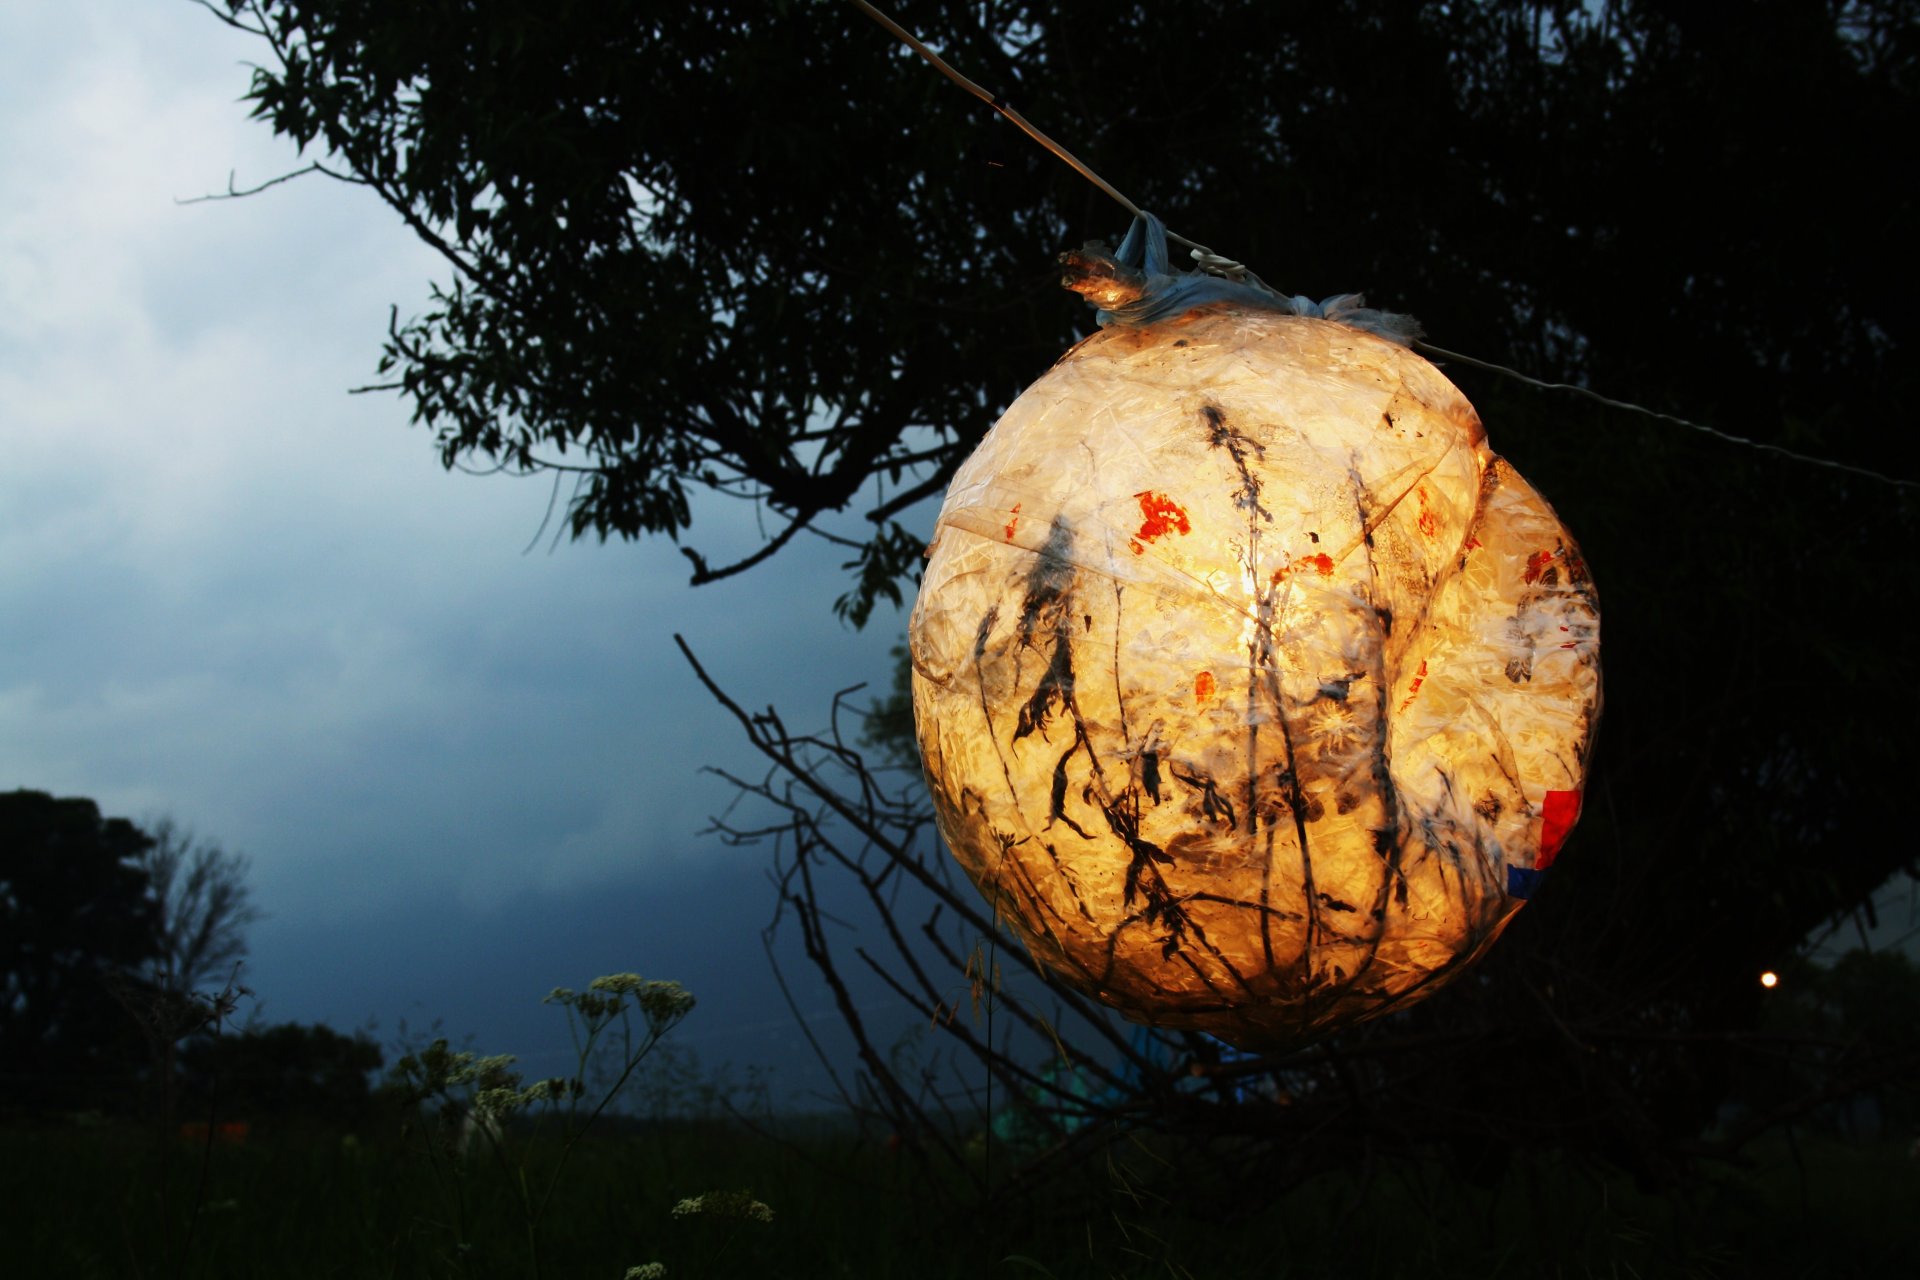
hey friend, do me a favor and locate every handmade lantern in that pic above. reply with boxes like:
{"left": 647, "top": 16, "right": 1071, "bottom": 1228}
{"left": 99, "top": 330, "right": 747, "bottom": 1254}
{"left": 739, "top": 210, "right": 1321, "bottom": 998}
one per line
{"left": 908, "top": 222, "right": 1600, "bottom": 1049}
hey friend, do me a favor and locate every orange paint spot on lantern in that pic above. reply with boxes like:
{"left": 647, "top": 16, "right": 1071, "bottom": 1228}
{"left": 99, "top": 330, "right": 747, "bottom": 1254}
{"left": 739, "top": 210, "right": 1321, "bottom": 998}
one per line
{"left": 1524, "top": 550, "right": 1556, "bottom": 584}
{"left": 1134, "top": 490, "right": 1191, "bottom": 544}
{"left": 1194, "top": 671, "right": 1217, "bottom": 704}
{"left": 1272, "top": 552, "right": 1335, "bottom": 584}
{"left": 1398, "top": 659, "right": 1429, "bottom": 712}
{"left": 1003, "top": 503, "right": 1021, "bottom": 542}
{"left": 1416, "top": 488, "right": 1438, "bottom": 539}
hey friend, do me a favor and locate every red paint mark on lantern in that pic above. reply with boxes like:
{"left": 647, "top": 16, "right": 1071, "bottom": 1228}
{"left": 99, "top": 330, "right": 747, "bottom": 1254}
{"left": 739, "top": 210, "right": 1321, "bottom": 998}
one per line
{"left": 1464, "top": 536, "right": 1482, "bottom": 551}
{"left": 1003, "top": 503, "right": 1021, "bottom": 542}
{"left": 1524, "top": 550, "right": 1556, "bottom": 584}
{"left": 1416, "top": 489, "right": 1438, "bottom": 539}
{"left": 1194, "top": 671, "right": 1216, "bottom": 704}
{"left": 1398, "top": 659, "right": 1429, "bottom": 712}
{"left": 1272, "top": 553, "right": 1335, "bottom": 583}
{"left": 1133, "top": 491, "right": 1191, "bottom": 544}
{"left": 1537, "top": 789, "right": 1582, "bottom": 868}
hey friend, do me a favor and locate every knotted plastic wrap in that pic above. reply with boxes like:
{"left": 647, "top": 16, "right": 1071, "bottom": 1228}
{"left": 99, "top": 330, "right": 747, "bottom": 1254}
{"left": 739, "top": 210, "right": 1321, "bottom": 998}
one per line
{"left": 908, "top": 221, "right": 1600, "bottom": 1049}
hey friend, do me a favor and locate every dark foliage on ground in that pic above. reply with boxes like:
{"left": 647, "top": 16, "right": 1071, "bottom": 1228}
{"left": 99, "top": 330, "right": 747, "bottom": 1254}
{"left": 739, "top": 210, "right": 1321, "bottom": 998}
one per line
{"left": 6, "top": 1116, "right": 1918, "bottom": 1278}
{"left": 179, "top": 1022, "right": 385, "bottom": 1131}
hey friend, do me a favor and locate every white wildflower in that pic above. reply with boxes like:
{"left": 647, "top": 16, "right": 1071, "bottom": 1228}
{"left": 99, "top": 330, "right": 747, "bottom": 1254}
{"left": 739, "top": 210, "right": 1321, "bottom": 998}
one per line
{"left": 515, "top": 1076, "right": 571, "bottom": 1106}
{"left": 672, "top": 1190, "right": 772, "bottom": 1225}
{"left": 583, "top": 974, "right": 696, "bottom": 1023}
{"left": 447, "top": 1052, "right": 518, "bottom": 1087}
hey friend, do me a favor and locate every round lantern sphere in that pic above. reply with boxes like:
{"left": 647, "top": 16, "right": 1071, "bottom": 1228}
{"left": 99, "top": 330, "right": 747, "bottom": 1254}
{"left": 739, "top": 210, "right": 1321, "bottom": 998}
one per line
{"left": 908, "top": 306, "right": 1600, "bottom": 1049}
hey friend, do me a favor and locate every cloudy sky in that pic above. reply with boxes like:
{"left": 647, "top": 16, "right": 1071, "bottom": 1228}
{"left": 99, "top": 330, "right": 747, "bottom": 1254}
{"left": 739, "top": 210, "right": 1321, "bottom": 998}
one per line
{"left": 1, "top": 0, "right": 931, "bottom": 1099}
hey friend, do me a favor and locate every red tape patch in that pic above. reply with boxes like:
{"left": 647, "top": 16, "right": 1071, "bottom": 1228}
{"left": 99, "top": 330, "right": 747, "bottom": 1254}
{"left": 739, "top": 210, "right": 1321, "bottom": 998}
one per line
{"left": 1538, "top": 789, "right": 1582, "bottom": 868}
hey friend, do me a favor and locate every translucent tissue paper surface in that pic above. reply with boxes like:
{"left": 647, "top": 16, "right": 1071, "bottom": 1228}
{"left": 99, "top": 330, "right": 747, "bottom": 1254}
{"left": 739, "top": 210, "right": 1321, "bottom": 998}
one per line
{"left": 908, "top": 308, "right": 1601, "bottom": 1049}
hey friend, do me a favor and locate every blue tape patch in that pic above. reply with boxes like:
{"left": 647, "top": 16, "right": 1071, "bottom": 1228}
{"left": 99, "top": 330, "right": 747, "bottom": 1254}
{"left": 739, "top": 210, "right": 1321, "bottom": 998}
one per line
{"left": 1507, "top": 865, "right": 1547, "bottom": 899}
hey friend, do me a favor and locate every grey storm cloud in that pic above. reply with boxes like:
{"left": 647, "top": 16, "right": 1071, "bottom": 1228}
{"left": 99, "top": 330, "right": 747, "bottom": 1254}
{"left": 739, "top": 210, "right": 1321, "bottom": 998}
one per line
{"left": 1, "top": 0, "right": 930, "bottom": 1104}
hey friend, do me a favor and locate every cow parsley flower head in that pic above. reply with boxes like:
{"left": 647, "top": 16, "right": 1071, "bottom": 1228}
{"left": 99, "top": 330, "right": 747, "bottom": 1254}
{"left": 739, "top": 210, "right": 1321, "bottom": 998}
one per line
{"left": 671, "top": 1190, "right": 772, "bottom": 1225}
{"left": 588, "top": 974, "right": 696, "bottom": 1024}
{"left": 447, "top": 1052, "right": 519, "bottom": 1088}
{"left": 514, "top": 1076, "right": 571, "bottom": 1106}
{"left": 624, "top": 1265, "right": 667, "bottom": 1280}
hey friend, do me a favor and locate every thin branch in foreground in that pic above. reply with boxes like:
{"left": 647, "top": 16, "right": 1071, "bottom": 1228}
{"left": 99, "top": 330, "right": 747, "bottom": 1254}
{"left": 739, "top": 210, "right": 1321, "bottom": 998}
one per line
{"left": 675, "top": 631, "right": 1920, "bottom": 1207}
{"left": 174, "top": 161, "right": 340, "bottom": 205}
{"left": 681, "top": 511, "right": 817, "bottom": 586}
{"left": 184, "top": 0, "right": 269, "bottom": 38}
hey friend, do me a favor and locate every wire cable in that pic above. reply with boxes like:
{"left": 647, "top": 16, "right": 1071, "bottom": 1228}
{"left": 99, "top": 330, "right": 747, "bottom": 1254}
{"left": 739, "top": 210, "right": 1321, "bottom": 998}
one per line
{"left": 847, "top": 0, "right": 1232, "bottom": 266}
{"left": 846, "top": 0, "right": 1916, "bottom": 493}
{"left": 1416, "top": 342, "right": 1917, "bottom": 490}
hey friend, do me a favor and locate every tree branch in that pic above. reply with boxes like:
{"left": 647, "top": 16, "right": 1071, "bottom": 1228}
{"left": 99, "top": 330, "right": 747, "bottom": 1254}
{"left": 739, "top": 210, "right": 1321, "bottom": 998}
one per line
{"left": 680, "top": 510, "right": 819, "bottom": 586}
{"left": 175, "top": 162, "right": 338, "bottom": 205}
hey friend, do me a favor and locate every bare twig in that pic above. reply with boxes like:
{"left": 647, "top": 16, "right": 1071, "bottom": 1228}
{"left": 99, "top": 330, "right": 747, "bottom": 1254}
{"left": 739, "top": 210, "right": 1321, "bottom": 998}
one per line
{"left": 175, "top": 162, "right": 336, "bottom": 205}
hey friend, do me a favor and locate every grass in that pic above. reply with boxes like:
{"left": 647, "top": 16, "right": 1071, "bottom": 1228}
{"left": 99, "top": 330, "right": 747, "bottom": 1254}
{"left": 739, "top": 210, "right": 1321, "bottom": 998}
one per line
{"left": 6, "top": 1115, "right": 1916, "bottom": 1279}
{"left": 25, "top": 968, "right": 1914, "bottom": 1277}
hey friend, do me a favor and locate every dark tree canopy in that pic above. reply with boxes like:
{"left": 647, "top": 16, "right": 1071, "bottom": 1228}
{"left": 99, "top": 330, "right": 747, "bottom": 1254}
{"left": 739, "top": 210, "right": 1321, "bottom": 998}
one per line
{"left": 0, "top": 790, "right": 160, "bottom": 1112}
{"left": 0, "top": 794, "right": 263, "bottom": 1116}
{"left": 202, "top": 0, "right": 1920, "bottom": 1168}
{"left": 180, "top": 1022, "right": 383, "bottom": 1127}
{"left": 204, "top": 0, "right": 1917, "bottom": 613}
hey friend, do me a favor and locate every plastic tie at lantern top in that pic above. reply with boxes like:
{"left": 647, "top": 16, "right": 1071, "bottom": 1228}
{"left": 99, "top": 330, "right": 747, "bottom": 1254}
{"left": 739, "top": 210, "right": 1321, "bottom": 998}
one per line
{"left": 1060, "top": 212, "right": 1422, "bottom": 346}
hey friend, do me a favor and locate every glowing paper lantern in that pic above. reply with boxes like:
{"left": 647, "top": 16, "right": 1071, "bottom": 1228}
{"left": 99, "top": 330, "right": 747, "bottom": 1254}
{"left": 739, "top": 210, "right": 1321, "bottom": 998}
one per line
{"left": 909, "top": 290, "right": 1600, "bottom": 1049}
